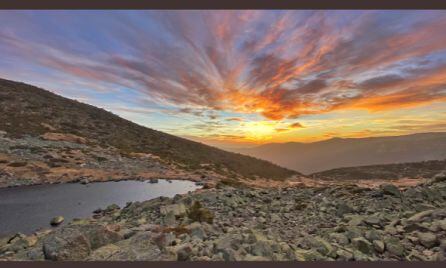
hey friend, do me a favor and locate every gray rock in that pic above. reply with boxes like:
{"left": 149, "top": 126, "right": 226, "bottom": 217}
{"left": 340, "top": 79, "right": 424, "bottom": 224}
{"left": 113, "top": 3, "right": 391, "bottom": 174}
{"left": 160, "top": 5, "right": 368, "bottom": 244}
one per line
{"left": 373, "top": 240, "right": 385, "bottom": 253}
{"left": 417, "top": 232, "right": 438, "bottom": 248}
{"left": 243, "top": 254, "right": 270, "bottom": 261}
{"left": 186, "top": 222, "right": 206, "bottom": 240}
{"left": 88, "top": 244, "right": 120, "bottom": 260}
{"left": 438, "top": 219, "right": 446, "bottom": 231}
{"left": 336, "top": 248, "right": 354, "bottom": 261}
{"left": 103, "top": 232, "right": 175, "bottom": 261}
{"left": 336, "top": 202, "right": 354, "bottom": 217}
{"left": 160, "top": 203, "right": 186, "bottom": 217}
{"left": 176, "top": 244, "right": 193, "bottom": 261}
{"left": 43, "top": 228, "right": 91, "bottom": 261}
{"left": 306, "top": 236, "right": 334, "bottom": 256}
{"left": 50, "top": 216, "right": 64, "bottom": 226}
{"left": 329, "top": 233, "right": 349, "bottom": 245}
{"left": 163, "top": 211, "right": 176, "bottom": 226}
{"left": 364, "top": 215, "right": 381, "bottom": 226}
{"left": 380, "top": 184, "right": 401, "bottom": 197}
{"left": 365, "top": 229, "right": 381, "bottom": 242}
{"left": 433, "top": 172, "right": 446, "bottom": 183}
{"left": 384, "top": 237, "right": 404, "bottom": 257}
{"left": 251, "top": 240, "right": 274, "bottom": 257}
{"left": 352, "top": 237, "right": 373, "bottom": 254}
{"left": 76, "top": 224, "right": 123, "bottom": 250}
{"left": 407, "top": 209, "right": 434, "bottom": 223}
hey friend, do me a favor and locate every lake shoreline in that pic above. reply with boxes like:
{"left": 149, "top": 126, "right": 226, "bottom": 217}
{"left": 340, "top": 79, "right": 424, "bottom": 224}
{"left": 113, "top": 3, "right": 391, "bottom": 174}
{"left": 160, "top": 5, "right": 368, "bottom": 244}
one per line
{"left": 0, "top": 179, "right": 202, "bottom": 237}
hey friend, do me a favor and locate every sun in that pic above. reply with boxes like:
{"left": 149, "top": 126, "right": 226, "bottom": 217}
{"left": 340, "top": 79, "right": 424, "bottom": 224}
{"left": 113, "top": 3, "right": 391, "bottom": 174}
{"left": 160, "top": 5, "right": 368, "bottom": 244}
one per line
{"left": 242, "top": 121, "right": 277, "bottom": 142}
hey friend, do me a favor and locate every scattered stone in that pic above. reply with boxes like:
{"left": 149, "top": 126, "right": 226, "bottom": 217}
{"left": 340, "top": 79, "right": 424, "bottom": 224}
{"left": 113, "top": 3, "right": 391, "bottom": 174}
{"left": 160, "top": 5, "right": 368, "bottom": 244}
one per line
{"left": 42, "top": 228, "right": 91, "bottom": 261}
{"left": 384, "top": 237, "right": 405, "bottom": 257}
{"left": 176, "top": 244, "right": 193, "bottom": 261}
{"left": 417, "top": 232, "right": 438, "bottom": 248}
{"left": 3, "top": 176, "right": 446, "bottom": 261}
{"left": 50, "top": 216, "right": 64, "bottom": 226}
{"left": 380, "top": 184, "right": 401, "bottom": 197}
{"left": 160, "top": 204, "right": 186, "bottom": 217}
{"left": 352, "top": 237, "right": 373, "bottom": 255}
{"left": 433, "top": 172, "right": 446, "bottom": 183}
{"left": 373, "top": 240, "right": 385, "bottom": 253}
{"left": 163, "top": 211, "right": 176, "bottom": 226}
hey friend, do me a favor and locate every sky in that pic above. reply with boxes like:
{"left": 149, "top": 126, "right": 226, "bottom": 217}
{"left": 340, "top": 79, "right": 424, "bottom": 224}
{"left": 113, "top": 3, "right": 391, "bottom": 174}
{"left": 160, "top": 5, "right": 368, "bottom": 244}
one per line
{"left": 1, "top": 10, "right": 446, "bottom": 149}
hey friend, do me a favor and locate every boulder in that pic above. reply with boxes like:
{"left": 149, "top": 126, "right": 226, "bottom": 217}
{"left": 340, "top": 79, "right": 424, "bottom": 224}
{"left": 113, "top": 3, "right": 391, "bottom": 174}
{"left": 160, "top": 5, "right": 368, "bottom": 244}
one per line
{"left": 329, "top": 232, "right": 349, "bottom": 245}
{"left": 50, "top": 216, "right": 64, "bottom": 226}
{"left": 43, "top": 228, "right": 91, "bottom": 261}
{"left": 176, "top": 244, "right": 193, "bottom": 261}
{"left": 364, "top": 215, "right": 381, "bottom": 226}
{"left": 384, "top": 237, "right": 404, "bottom": 257}
{"left": 160, "top": 204, "right": 186, "bottom": 217}
{"left": 76, "top": 224, "right": 123, "bottom": 250}
{"left": 162, "top": 211, "right": 176, "bottom": 226}
{"left": 305, "top": 236, "right": 334, "bottom": 256}
{"left": 101, "top": 232, "right": 175, "bottom": 261}
{"left": 88, "top": 244, "right": 120, "bottom": 260}
{"left": 433, "top": 172, "right": 446, "bottom": 183}
{"left": 380, "top": 184, "right": 400, "bottom": 197}
{"left": 417, "top": 232, "right": 438, "bottom": 248}
{"left": 336, "top": 202, "right": 354, "bottom": 217}
{"left": 373, "top": 240, "right": 385, "bottom": 253}
{"left": 185, "top": 222, "right": 206, "bottom": 240}
{"left": 243, "top": 254, "right": 270, "bottom": 261}
{"left": 407, "top": 209, "right": 434, "bottom": 223}
{"left": 352, "top": 237, "right": 373, "bottom": 255}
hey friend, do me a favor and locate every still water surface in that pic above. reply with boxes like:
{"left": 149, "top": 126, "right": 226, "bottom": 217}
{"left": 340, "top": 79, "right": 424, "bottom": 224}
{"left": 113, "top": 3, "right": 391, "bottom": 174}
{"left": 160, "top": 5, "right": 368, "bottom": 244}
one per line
{"left": 0, "top": 179, "right": 200, "bottom": 236}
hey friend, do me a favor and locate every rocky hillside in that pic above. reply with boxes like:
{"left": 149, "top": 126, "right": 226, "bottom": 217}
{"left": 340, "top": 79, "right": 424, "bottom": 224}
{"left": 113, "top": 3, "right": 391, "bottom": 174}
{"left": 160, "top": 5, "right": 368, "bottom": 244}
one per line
{"left": 0, "top": 78, "right": 297, "bottom": 183}
{"left": 236, "top": 133, "right": 446, "bottom": 174}
{"left": 312, "top": 159, "right": 446, "bottom": 181}
{"left": 1, "top": 173, "right": 446, "bottom": 261}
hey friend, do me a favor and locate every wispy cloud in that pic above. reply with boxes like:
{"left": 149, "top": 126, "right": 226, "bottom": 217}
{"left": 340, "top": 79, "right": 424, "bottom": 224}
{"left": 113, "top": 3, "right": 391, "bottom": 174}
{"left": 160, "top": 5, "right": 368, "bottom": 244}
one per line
{"left": 0, "top": 10, "right": 446, "bottom": 144}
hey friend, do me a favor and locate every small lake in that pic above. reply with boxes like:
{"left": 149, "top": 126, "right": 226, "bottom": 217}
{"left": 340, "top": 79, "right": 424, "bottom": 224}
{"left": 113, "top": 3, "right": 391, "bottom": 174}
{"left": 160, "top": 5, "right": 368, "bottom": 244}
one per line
{"left": 0, "top": 179, "right": 201, "bottom": 236}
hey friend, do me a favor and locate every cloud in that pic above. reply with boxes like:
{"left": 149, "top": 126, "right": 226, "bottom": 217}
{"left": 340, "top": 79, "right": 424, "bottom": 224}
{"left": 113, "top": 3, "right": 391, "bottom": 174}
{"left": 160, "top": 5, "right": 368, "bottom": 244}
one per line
{"left": 290, "top": 122, "right": 304, "bottom": 128}
{"left": 1, "top": 10, "right": 446, "bottom": 122}
{"left": 226, "top": 117, "right": 243, "bottom": 122}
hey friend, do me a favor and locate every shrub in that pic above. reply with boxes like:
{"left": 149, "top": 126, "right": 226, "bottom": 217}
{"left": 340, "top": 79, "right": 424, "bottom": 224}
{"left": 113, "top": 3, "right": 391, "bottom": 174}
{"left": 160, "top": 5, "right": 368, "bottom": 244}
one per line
{"left": 216, "top": 178, "right": 246, "bottom": 188}
{"left": 187, "top": 201, "right": 214, "bottom": 224}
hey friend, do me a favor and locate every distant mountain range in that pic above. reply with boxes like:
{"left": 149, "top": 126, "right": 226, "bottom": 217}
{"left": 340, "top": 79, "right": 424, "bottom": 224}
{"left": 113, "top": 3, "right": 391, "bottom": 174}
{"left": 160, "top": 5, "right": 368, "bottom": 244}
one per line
{"left": 235, "top": 132, "right": 446, "bottom": 174}
{"left": 0, "top": 78, "right": 297, "bottom": 180}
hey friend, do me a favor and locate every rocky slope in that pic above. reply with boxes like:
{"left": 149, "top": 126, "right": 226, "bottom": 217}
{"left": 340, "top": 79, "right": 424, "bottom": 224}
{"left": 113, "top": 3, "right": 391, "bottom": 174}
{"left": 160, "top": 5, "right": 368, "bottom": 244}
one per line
{"left": 236, "top": 133, "right": 446, "bottom": 174}
{"left": 1, "top": 173, "right": 446, "bottom": 261}
{"left": 0, "top": 78, "right": 298, "bottom": 187}
{"left": 0, "top": 130, "right": 225, "bottom": 188}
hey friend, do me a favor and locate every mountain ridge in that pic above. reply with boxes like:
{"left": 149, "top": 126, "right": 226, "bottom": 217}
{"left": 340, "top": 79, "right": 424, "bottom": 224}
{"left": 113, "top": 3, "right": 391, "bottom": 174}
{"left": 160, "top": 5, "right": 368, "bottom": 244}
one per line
{"left": 0, "top": 77, "right": 297, "bottom": 181}
{"left": 235, "top": 132, "right": 446, "bottom": 174}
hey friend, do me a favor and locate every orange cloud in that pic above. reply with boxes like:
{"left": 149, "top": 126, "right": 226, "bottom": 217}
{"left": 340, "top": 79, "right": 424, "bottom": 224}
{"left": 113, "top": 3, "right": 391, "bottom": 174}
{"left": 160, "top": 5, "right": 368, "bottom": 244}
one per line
{"left": 1, "top": 11, "right": 446, "bottom": 123}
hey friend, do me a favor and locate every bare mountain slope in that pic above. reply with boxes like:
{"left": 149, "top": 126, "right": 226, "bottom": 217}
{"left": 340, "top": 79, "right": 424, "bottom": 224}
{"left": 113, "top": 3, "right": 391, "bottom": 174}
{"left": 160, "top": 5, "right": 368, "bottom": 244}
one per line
{"left": 0, "top": 78, "right": 297, "bottom": 181}
{"left": 236, "top": 133, "right": 446, "bottom": 174}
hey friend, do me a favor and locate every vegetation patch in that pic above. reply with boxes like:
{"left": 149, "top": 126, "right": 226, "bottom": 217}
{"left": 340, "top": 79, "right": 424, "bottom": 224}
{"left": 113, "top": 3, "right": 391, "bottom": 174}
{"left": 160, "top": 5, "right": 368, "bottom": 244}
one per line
{"left": 187, "top": 201, "right": 214, "bottom": 224}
